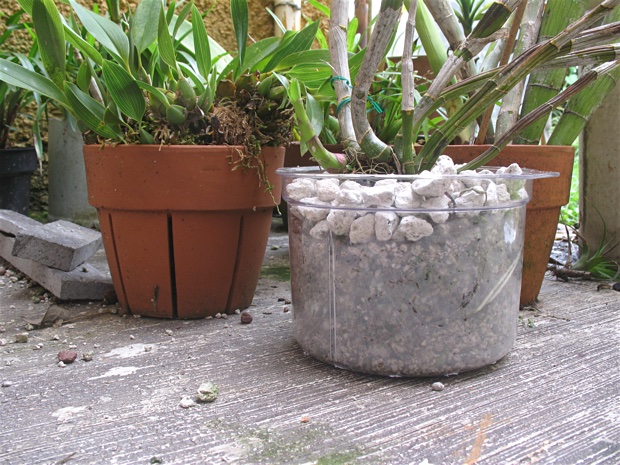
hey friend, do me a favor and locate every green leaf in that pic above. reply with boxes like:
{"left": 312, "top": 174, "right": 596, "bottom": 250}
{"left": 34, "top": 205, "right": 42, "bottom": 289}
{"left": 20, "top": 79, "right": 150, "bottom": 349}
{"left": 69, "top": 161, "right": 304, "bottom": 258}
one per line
{"left": 76, "top": 61, "right": 92, "bottom": 92}
{"left": 131, "top": 0, "right": 161, "bottom": 53}
{"left": 135, "top": 81, "right": 169, "bottom": 108}
{"left": 347, "top": 17, "right": 359, "bottom": 52}
{"left": 32, "top": 0, "right": 65, "bottom": 88}
{"left": 102, "top": 60, "right": 146, "bottom": 122}
{"left": 231, "top": 0, "right": 249, "bottom": 72}
{"left": 69, "top": 0, "right": 129, "bottom": 66}
{"left": 64, "top": 26, "right": 103, "bottom": 67}
{"left": 305, "top": 0, "right": 330, "bottom": 17}
{"left": 16, "top": 0, "right": 34, "bottom": 15}
{"left": 158, "top": 4, "right": 178, "bottom": 72}
{"left": 262, "top": 21, "right": 320, "bottom": 73}
{"left": 64, "top": 83, "right": 122, "bottom": 139}
{"left": 306, "top": 91, "right": 324, "bottom": 138}
{"left": 191, "top": 4, "right": 211, "bottom": 80}
{"left": 173, "top": 0, "right": 194, "bottom": 39}
{"left": 0, "top": 58, "right": 67, "bottom": 104}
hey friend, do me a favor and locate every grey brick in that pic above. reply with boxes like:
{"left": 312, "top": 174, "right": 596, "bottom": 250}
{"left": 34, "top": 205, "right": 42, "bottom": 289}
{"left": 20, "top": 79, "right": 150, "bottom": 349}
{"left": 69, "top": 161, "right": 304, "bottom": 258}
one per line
{"left": 0, "top": 233, "right": 114, "bottom": 301}
{"left": 0, "top": 209, "right": 42, "bottom": 236}
{"left": 12, "top": 220, "right": 102, "bottom": 271}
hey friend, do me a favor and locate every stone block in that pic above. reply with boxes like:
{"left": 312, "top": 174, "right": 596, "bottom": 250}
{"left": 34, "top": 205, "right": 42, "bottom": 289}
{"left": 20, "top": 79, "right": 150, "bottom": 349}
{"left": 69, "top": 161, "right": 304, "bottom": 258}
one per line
{"left": 0, "top": 209, "right": 42, "bottom": 236}
{"left": 12, "top": 220, "right": 102, "bottom": 271}
{"left": 0, "top": 233, "right": 114, "bottom": 301}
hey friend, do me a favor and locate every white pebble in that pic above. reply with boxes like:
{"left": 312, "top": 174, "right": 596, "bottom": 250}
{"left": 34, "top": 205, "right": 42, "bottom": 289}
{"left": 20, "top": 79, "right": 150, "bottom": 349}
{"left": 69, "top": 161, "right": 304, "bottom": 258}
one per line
{"left": 396, "top": 216, "right": 433, "bottom": 242}
{"left": 326, "top": 209, "right": 357, "bottom": 236}
{"left": 298, "top": 197, "right": 330, "bottom": 222}
{"left": 335, "top": 189, "right": 364, "bottom": 207}
{"left": 316, "top": 179, "right": 340, "bottom": 202}
{"left": 412, "top": 171, "right": 452, "bottom": 197}
{"left": 340, "top": 180, "right": 362, "bottom": 191}
{"left": 360, "top": 184, "right": 396, "bottom": 207}
{"left": 286, "top": 178, "right": 316, "bottom": 200}
{"left": 375, "top": 212, "right": 399, "bottom": 241}
{"left": 424, "top": 195, "right": 451, "bottom": 224}
{"left": 456, "top": 189, "right": 486, "bottom": 209}
{"left": 349, "top": 214, "right": 376, "bottom": 244}
{"left": 431, "top": 381, "right": 445, "bottom": 391}
{"left": 310, "top": 220, "right": 331, "bottom": 239}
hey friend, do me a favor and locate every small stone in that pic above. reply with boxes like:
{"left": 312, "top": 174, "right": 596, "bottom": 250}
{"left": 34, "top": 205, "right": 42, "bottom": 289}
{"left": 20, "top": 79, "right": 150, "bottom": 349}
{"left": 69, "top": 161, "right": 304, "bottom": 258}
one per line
{"left": 58, "top": 350, "right": 78, "bottom": 364}
{"left": 179, "top": 397, "right": 196, "bottom": 408}
{"left": 32, "top": 296, "right": 41, "bottom": 304}
{"left": 0, "top": 325, "right": 5, "bottom": 333}
{"left": 431, "top": 382, "right": 445, "bottom": 391}
{"left": 195, "top": 382, "right": 218, "bottom": 403}
{"left": 51, "top": 334, "right": 60, "bottom": 341}
{"left": 0, "top": 339, "right": 6, "bottom": 346}
{"left": 14, "top": 333, "right": 29, "bottom": 343}
{"left": 68, "top": 344, "right": 77, "bottom": 349}
{"left": 0, "top": 266, "right": 6, "bottom": 275}
{"left": 241, "top": 312, "right": 253, "bottom": 324}
{"left": 165, "top": 329, "right": 174, "bottom": 336}
{"left": 214, "top": 313, "right": 222, "bottom": 319}
{"left": 129, "top": 335, "right": 135, "bottom": 340}
{"left": 283, "top": 307, "right": 290, "bottom": 313}
{"left": 1, "top": 380, "right": 12, "bottom": 387}
{"left": 24, "top": 324, "right": 34, "bottom": 331}
{"left": 234, "top": 309, "right": 241, "bottom": 315}
{"left": 133, "top": 314, "right": 141, "bottom": 319}
{"left": 81, "top": 352, "right": 93, "bottom": 362}
{"left": 58, "top": 361, "right": 66, "bottom": 368}
{"left": 221, "top": 313, "right": 228, "bottom": 319}
{"left": 270, "top": 245, "right": 279, "bottom": 250}
{"left": 34, "top": 343, "right": 43, "bottom": 350}
{"left": 613, "top": 282, "right": 620, "bottom": 292}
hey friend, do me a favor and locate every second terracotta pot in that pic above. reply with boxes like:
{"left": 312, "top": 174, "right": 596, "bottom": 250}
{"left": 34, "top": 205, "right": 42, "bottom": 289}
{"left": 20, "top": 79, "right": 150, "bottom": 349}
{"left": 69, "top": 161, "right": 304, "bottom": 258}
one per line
{"left": 84, "top": 144, "right": 284, "bottom": 319}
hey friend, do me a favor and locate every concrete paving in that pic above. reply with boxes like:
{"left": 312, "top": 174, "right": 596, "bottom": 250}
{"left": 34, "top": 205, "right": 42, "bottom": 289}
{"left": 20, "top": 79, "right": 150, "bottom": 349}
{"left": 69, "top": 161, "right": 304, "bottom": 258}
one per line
{"left": 0, "top": 220, "right": 618, "bottom": 464}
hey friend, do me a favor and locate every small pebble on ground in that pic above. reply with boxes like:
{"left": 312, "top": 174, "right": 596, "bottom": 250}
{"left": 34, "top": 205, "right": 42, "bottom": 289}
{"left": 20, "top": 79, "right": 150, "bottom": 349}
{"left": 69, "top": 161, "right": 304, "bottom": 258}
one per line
{"left": 431, "top": 382, "right": 445, "bottom": 392}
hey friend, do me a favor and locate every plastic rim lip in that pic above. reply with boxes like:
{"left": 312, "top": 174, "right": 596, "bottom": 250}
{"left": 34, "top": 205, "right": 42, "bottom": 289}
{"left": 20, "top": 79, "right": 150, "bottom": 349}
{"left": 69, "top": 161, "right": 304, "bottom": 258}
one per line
{"left": 276, "top": 166, "right": 559, "bottom": 181}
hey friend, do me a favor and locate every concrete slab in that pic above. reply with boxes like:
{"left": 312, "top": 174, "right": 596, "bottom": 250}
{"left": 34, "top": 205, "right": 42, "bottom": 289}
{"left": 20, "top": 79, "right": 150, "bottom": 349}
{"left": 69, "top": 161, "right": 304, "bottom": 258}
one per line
{"left": 0, "top": 233, "right": 113, "bottom": 301}
{"left": 12, "top": 219, "right": 102, "bottom": 271}
{"left": 0, "top": 209, "right": 42, "bottom": 236}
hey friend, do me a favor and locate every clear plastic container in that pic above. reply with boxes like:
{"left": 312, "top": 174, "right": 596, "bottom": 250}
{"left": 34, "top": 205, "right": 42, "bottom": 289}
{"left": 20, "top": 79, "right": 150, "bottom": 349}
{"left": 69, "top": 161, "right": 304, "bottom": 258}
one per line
{"left": 278, "top": 165, "right": 556, "bottom": 376}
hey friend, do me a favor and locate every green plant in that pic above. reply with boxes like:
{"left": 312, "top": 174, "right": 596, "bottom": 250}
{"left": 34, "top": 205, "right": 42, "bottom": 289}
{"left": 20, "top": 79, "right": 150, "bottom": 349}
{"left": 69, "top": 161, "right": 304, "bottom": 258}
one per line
{"left": 0, "top": 0, "right": 325, "bottom": 155}
{"left": 287, "top": 0, "right": 620, "bottom": 173}
{"left": 0, "top": 7, "right": 45, "bottom": 158}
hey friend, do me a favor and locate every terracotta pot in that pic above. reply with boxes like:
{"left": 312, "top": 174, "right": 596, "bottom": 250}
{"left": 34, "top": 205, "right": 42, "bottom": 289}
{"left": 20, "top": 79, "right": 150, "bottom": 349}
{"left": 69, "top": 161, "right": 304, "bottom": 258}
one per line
{"left": 84, "top": 145, "right": 284, "bottom": 319}
{"left": 444, "top": 144, "right": 574, "bottom": 306}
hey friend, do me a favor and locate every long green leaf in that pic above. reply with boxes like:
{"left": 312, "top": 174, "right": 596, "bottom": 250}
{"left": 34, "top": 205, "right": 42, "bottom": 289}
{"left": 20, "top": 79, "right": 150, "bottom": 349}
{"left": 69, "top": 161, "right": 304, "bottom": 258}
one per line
{"left": 131, "top": 0, "right": 161, "bottom": 53}
{"left": 158, "top": 4, "right": 178, "bottom": 72}
{"left": 32, "top": 0, "right": 65, "bottom": 88}
{"left": 231, "top": 0, "right": 249, "bottom": 72}
{"left": 0, "top": 58, "right": 67, "bottom": 104}
{"left": 64, "top": 83, "right": 122, "bottom": 139}
{"left": 64, "top": 26, "right": 103, "bottom": 66}
{"left": 69, "top": 0, "right": 129, "bottom": 67}
{"left": 135, "top": 81, "right": 169, "bottom": 108}
{"left": 102, "top": 60, "right": 146, "bottom": 122}
{"left": 191, "top": 4, "right": 211, "bottom": 80}
{"left": 263, "top": 21, "right": 321, "bottom": 73}
{"left": 16, "top": 0, "right": 33, "bottom": 15}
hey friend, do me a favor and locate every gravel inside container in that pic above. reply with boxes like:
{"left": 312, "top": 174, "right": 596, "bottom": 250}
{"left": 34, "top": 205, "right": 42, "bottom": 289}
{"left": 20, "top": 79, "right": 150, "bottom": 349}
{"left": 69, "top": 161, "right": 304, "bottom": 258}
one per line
{"left": 278, "top": 157, "right": 557, "bottom": 377}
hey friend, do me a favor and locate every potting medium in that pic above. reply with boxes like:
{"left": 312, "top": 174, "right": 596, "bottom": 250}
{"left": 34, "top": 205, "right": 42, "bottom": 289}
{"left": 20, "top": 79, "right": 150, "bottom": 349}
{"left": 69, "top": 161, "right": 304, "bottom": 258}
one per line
{"left": 278, "top": 156, "right": 556, "bottom": 377}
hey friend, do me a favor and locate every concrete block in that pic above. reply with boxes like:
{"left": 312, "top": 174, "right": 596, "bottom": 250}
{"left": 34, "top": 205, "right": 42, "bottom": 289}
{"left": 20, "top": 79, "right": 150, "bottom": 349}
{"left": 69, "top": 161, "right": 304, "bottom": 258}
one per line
{"left": 0, "top": 209, "right": 42, "bottom": 236}
{"left": 0, "top": 233, "right": 114, "bottom": 301}
{"left": 12, "top": 220, "right": 102, "bottom": 271}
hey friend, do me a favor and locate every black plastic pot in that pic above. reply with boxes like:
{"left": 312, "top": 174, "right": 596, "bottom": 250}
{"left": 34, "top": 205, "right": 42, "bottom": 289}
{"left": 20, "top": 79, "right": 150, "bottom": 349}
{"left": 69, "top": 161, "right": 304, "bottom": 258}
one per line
{"left": 0, "top": 147, "right": 38, "bottom": 215}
